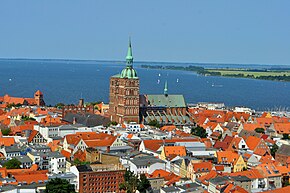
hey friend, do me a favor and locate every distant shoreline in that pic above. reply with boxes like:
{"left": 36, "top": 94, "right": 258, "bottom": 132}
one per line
{"left": 0, "top": 57, "right": 290, "bottom": 68}
{"left": 141, "top": 65, "right": 290, "bottom": 82}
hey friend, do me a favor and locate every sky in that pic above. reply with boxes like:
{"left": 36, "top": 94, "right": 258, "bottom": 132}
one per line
{"left": 0, "top": 1, "right": 290, "bottom": 65}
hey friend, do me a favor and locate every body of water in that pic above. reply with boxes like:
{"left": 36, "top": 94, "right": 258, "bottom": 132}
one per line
{"left": 0, "top": 59, "right": 289, "bottom": 111}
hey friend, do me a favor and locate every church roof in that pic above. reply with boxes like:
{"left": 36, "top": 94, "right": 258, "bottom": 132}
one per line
{"left": 140, "top": 94, "right": 186, "bottom": 108}
{"left": 119, "top": 38, "right": 138, "bottom": 79}
{"left": 120, "top": 67, "right": 138, "bottom": 79}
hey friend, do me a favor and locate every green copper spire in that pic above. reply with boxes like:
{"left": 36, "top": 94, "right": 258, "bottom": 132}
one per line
{"left": 120, "top": 38, "right": 138, "bottom": 79}
{"left": 164, "top": 81, "right": 168, "bottom": 96}
{"left": 126, "top": 37, "right": 133, "bottom": 66}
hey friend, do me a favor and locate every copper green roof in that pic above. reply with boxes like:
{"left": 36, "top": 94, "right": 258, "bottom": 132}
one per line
{"left": 164, "top": 81, "right": 168, "bottom": 96}
{"left": 126, "top": 37, "right": 133, "bottom": 64}
{"left": 121, "top": 67, "right": 138, "bottom": 79}
{"left": 120, "top": 38, "right": 138, "bottom": 79}
{"left": 145, "top": 94, "right": 186, "bottom": 107}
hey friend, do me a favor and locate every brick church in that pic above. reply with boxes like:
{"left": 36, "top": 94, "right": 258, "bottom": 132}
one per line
{"left": 109, "top": 40, "right": 191, "bottom": 125}
{"left": 109, "top": 39, "right": 140, "bottom": 123}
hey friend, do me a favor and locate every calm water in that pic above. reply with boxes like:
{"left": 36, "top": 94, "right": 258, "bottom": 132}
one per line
{"left": 0, "top": 59, "right": 289, "bottom": 110}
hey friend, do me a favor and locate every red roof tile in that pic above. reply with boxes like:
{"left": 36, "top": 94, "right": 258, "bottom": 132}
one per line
{"left": 27, "top": 130, "right": 39, "bottom": 143}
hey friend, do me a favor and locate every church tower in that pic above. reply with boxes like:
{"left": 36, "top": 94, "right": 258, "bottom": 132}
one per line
{"left": 109, "top": 39, "right": 140, "bottom": 123}
{"left": 34, "top": 90, "right": 45, "bottom": 106}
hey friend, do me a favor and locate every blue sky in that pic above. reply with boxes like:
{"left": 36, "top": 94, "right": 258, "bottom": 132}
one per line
{"left": 0, "top": 1, "right": 290, "bottom": 64}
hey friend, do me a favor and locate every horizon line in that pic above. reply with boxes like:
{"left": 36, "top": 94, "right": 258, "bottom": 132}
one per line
{"left": 0, "top": 57, "right": 289, "bottom": 67}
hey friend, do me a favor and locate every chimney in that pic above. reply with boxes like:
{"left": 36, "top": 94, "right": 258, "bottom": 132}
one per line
{"left": 79, "top": 98, "right": 84, "bottom": 107}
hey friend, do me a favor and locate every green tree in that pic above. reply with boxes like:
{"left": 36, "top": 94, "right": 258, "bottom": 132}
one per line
{"left": 137, "top": 174, "right": 151, "bottom": 193}
{"left": 6, "top": 103, "right": 21, "bottom": 109}
{"left": 282, "top": 134, "right": 289, "bottom": 140}
{"left": 120, "top": 170, "right": 151, "bottom": 193}
{"left": 45, "top": 178, "right": 75, "bottom": 193}
{"left": 255, "top": 128, "right": 265, "bottom": 134}
{"left": 73, "top": 158, "right": 90, "bottom": 166}
{"left": 120, "top": 170, "right": 139, "bottom": 193}
{"left": 21, "top": 115, "right": 36, "bottom": 121}
{"left": 55, "top": 103, "right": 65, "bottom": 109}
{"left": 271, "top": 144, "right": 279, "bottom": 158}
{"left": 3, "top": 158, "right": 21, "bottom": 169}
{"left": 110, "top": 121, "right": 118, "bottom": 126}
{"left": 1, "top": 128, "right": 11, "bottom": 136}
{"left": 191, "top": 125, "right": 207, "bottom": 138}
{"left": 148, "top": 120, "right": 160, "bottom": 128}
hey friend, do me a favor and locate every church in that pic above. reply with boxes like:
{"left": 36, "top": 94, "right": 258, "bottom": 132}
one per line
{"left": 109, "top": 40, "right": 193, "bottom": 126}
{"left": 109, "top": 39, "right": 140, "bottom": 123}
{"left": 0, "top": 90, "right": 45, "bottom": 109}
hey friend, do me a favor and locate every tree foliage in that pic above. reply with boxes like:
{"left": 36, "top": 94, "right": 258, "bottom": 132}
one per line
{"left": 271, "top": 144, "right": 279, "bottom": 158}
{"left": 138, "top": 174, "right": 151, "bottom": 193}
{"left": 55, "top": 103, "right": 65, "bottom": 109}
{"left": 120, "top": 170, "right": 151, "bottom": 193}
{"left": 1, "top": 128, "right": 11, "bottom": 136}
{"left": 45, "top": 178, "right": 75, "bottom": 193}
{"left": 6, "top": 103, "right": 22, "bottom": 109}
{"left": 282, "top": 134, "right": 289, "bottom": 140}
{"left": 191, "top": 125, "right": 207, "bottom": 138}
{"left": 21, "top": 115, "right": 36, "bottom": 121}
{"left": 255, "top": 128, "right": 265, "bottom": 134}
{"left": 148, "top": 120, "right": 160, "bottom": 128}
{"left": 3, "top": 158, "right": 21, "bottom": 169}
{"left": 73, "top": 158, "right": 90, "bottom": 166}
{"left": 110, "top": 121, "right": 118, "bottom": 126}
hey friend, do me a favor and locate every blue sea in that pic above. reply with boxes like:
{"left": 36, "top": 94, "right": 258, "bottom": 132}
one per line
{"left": 0, "top": 59, "right": 289, "bottom": 111}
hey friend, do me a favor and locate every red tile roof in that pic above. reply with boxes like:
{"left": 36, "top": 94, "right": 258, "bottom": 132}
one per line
{"left": 47, "top": 139, "right": 61, "bottom": 151}
{"left": 65, "top": 132, "right": 113, "bottom": 146}
{"left": 245, "top": 136, "right": 261, "bottom": 150}
{"left": 198, "top": 170, "right": 218, "bottom": 186}
{"left": 147, "top": 169, "right": 180, "bottom": 183}
{"left": 228, "top": 169, "right": 264, "bottom": 179}
{"left": 192, "top": 162, "right": 213, "bottom": 172}
{"left": 216, "top": 151, "right": 240, "bottom": 165}
{"left": 61, "top": 149, "right": 71, "bottom": 159}
{"left": 273, "top": 123, "right": 290, "bottom": 134}
{"left": 13, "top": 171, "right": 48, "bottom": 184}
{"left": 214, "top": 141, "right": 229, "bottom": 151}
{"left": 163, "top": 146, "right": 187, "bottom": 158}
{"left": 160, "top": 125, "right": 176, "bottom": 132}
{"left": 214, "top": 165, "right": 224, "bottom": 171}
{"left": 74, "top": 149, "right": 87, "bottom": 162}
{"left": 242, "top": 123, "right": 264, "bottom": 131}
{"left": 0, "top": 137, "right": 15, "bottom": 146}
{"left": 27, "top": 130, "right": 39, "bottom": 143}
{"left": 142, "top": 138, "right": 199, "bottom": 152}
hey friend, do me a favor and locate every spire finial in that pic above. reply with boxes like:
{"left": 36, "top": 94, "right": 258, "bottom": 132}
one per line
{"left": 164, "top": 81, "right": 168, "bottom": 97}
{"left": 126, "top": 37, "right": 133, "bottom": 67}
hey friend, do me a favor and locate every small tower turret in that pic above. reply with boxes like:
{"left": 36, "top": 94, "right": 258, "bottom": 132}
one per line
{"left": 164, "top": 81, "right": 168, "bottom": 97}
